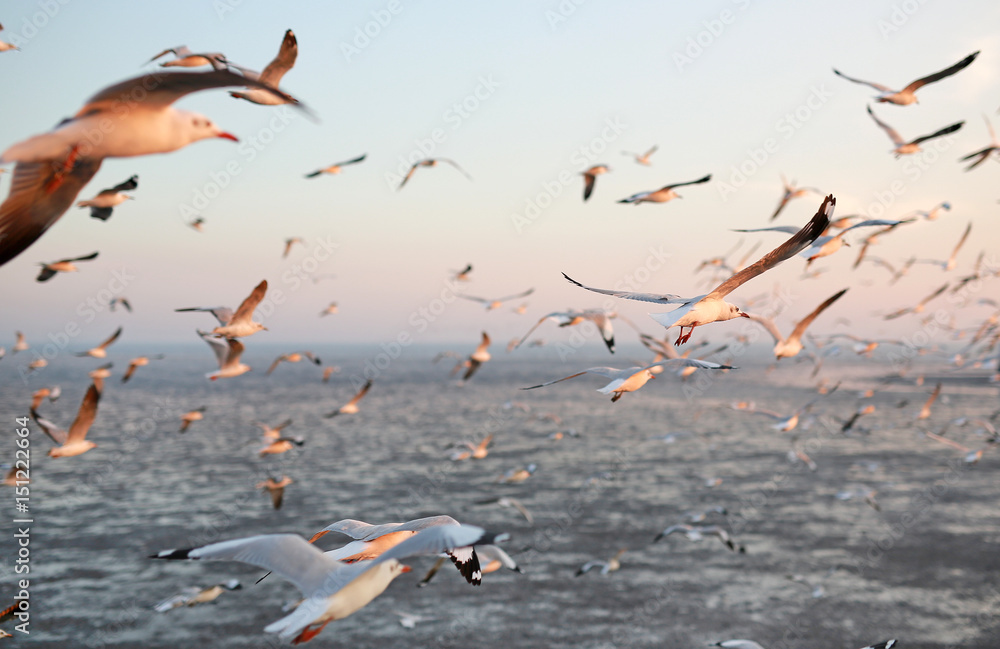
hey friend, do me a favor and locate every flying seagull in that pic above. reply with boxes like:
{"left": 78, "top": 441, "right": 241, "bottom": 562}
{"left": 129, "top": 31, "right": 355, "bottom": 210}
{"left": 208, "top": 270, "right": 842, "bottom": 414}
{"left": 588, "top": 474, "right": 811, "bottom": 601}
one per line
{"left": 230, "top": 30, "right": 300, "bottom": 106}
{"left": 834, "top": 51, "right": 979, "bottom": 105}
{"left": 305, "top": 154, "right": 367, "bottom": 178}
{"left": 581, "top": 164, "right": 610, "bottom": 201}
{"left": 617, "top": 174, "right": 711, "bottom": 204}
{"left": 31, "top": 382, "right": 101, "bottom": 458}
{"left": 76, "top": 175, "right": 137, "bottom": 221}
{"left": 867, "top": 106, "right": 963, "bottom": 157}
{"left": 959, "top": 115, "right": 1000, "bottom": 171}
{"left": 36, "top": 251, "right": 99, "bottom": 282}
{"left": 748, "top": 288, "right": 849, "bottom": 359}
{"left": 398, "top": 158, "right": 472, "bottom": 190}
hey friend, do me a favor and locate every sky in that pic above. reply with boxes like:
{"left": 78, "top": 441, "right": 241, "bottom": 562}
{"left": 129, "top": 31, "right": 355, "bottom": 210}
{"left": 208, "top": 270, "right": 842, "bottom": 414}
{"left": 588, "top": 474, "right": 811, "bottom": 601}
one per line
{"left": 1, "top": 0, "right": 998, "bottom": 353}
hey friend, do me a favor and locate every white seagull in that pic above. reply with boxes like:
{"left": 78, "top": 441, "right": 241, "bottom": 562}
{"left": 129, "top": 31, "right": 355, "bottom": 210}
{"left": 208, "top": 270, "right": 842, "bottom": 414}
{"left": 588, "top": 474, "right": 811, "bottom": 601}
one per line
{"left": 867, "top": 106, "right": 963, "bottom": 157}
{"left": 617, "top": 174, "right": 711, "bottom": 204}
{"left": 512, "top": 309, "right": 616, "bottom": 353}
{"left": 457, "top": 288, "right": 534, "bottom": 311}
{"left": 748, "top": 288, "right": 848, "bottom": 359}
{"left": 914, "top": 222, "right": 971, "bottom": 271}
{"left": 834, "top": 51, "right": 979, "bottom": 105}
{"left": 230, "top": 30, "right": 300, "bottom": 106}
{"left": 398, "top": 158, "right": 472, "bottom": 190}
{"left": 74, "top": 326, "right": 122, "bottom": 358}
{"left": 305, "top": 153, "right": 367, "bottom": 178}
{"left": 31, "top": 382, "right": 101, "bottom": 458}
{"left": 959, "top": 114, "right": 1000, "bottom": 171}
{"left": 565, "top": 195, "right": 833, "bottom": 345}
{"left": 325, "top": 379, "right": 373, "bottom": 417}
{"left": 76, "top": 175, "right": 137, "bottom": 221}
{"left": 177, "top": 280, "right": 268, "bottom": 338}
{"left": 622, "top": 144, "right": 658, "bottom": 165}
{"left": 36, "top": 251, "right": 99, "bottom": 282}
{"left": 198, "top": 330, "right": 250, "bottom": 380}
{"left": 770, "top": 174, "right": 821, "bottom": 221}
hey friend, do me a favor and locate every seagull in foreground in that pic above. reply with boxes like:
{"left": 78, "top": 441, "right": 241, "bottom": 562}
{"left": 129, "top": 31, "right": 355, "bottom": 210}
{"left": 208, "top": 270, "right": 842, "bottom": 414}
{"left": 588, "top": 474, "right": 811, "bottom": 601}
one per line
{"left": 180, "top": 280, "right": 268, "bottom": 338}
{"left": 512, "top": 309, "right": 616, "bottom": 353}
{"left": 74, "top": 326, "right": 122, "bottom": 358}
{"left": 31, "top": 382, "right": 101, "bottom": 458}
{"left": 152, "top": 524, "right": 503, "bottom": 644}
{"left": 325, "top": 379, "right": 373, "bottom": 417}
{"left": 76, "top": 175, "right": 137, "bottom": 221}
{"left": 456, "top": 288, "right": 535, "bottom": 310}
{"left": 30, "top": 386, "right": 61, "bottom": 410}
{"left": 576, "top": 548, "right": 627, "bottom": 576}
{"left": 121, "top": 354, "right": 165, "bottom": 383}
{"left": 266, "top": 351, "right": 321, "bottom": 375}
{"left": 398, "top": 157, "right": 472, "bottom": 190}
{"left": 747, "top": 288, "right": 848, "bottom": 359}
{"left": 179, "top": 406, "right": 206, "bottom": 432}
{"left": 36, "top": 251, "right": 99, "bottom": 282}
{"left": 230, "top": 30, "right": 300, "bottom": 106}
{"left": 305, "top": 153, "right": 367, "bottom": 178}
{"left": 198, "top": 330, "right": 250, "bottom": 380}
{"left": 866, "top": 106, "right": 963, "bottom": 157}
{"left": 770, "top": 174, "right": 821, "bottom": 221}
{"left": 914, "top": 222, "right": 971, "bottom": 271}
{"left": 566, "top": 195, "right": 833, "bottom": 344}
{"left": 522, "top": 358, "right": 734, "bottom": 402}
{"left": 653, "top": 524, "right": 744, "bottom": 553}
{"left": 581, "top": 164, "right": 610, "bottom": 201}
{"left": 0, "top": 69, "right": 300, "bottom": 267}
{"left": 884, "top": 282, "right": 949, "bottom": 320}
{"left": 153, "top": 579, "right": 242, "bottom": 612}
{"left": 622, "top": 144, "right": 658, "bottom": 165}
{"left": 959, "top": 114, "right": 1000, "bottom": 171}
{"left": 834, "top": 50, "right": 979, "bottom": 105}
{"left": 617, "top": 173, "right": 711, "bottom": 204}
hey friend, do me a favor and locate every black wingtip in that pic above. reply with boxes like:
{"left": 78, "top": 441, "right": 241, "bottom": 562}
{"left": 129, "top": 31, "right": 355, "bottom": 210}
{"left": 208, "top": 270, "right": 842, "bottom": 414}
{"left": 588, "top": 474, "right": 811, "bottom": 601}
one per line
{"left": 150, "top": 548, "right": 194, "bottom": 560}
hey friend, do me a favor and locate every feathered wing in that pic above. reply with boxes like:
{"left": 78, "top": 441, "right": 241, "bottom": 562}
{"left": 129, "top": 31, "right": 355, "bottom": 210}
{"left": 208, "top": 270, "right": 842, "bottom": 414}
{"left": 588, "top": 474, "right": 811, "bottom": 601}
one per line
{"left": 910, "top": 121, "right": 963, "bottom": 146}
{"left": 664, "top": 173, "right": 711, "bottom": 190}
{"left": 866, "top": 106, "right": 905, "bottom": 147}
{"left": 258, "top": 29, "right": 297, "bottom": 85}
{"left": 832, "top": 68, "right": 892, "bottom": 93}
{"left": 65, "top": 383, "right": 101, "bottom": 444}
{"left": 707, "top": 195, "right": 833, "bottom": 301}
{"left": 230, "top": 280, "right": 267, "bottom": 323}
{"left": 0, "top": 158, "right": 103, "bottom": 266}
{"left": 787, "top": 288, "right": 849, "bottom": 344}
{"left": 901, "top": 50, "right": 979, "bottom": 93}
{"left": 746, "top": 313, "right": 785, "bottom": 345}
{"left": 562, "top": 273, "right": 688, "bottom": 305}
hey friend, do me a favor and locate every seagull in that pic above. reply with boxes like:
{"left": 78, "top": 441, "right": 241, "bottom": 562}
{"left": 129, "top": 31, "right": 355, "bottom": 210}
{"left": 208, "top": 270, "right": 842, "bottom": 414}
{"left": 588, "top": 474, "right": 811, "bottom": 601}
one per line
{"left": 30, "top": 386, "right": 61, "bottom": 410}
{"left": 179, "top": 406, "right": 206, "bottom": 433}
{"left": 325, "top": 380, "right": 372, "bottom": 417}
{"left": 884, "top": 282, "right": 949, "bottom": 320}
{"left": 76, "top": 175, "right": 137, "bottom": 220}
{"left": 497, "top": 463, "right": 537, "bottom": 483}
{"left": 475, "top": 496, "right": 533, "bottom": 524}
{"left": 398, "top": 158, "right": 472, "bottom": 190}
{"left": 88, "top": 362, "right": 113, "bottom": 391}
{"left": 867, "top": 106, "right": 963, "bottom": 157}
{"left": 731, "top": 400, "right": 817, "bottom": 433}
{"left": 266, "top": 351, "right": 321, "bottom": 375}
{"left": 283, "top": 237, "right": 304, "bottom": 258}
{"left": 770, "top": 174, "right": 821, "bottom": 221}
{"left": 835, "top": 486, "right": 880, "bottom": 512}
{"left": 834, "top": 50, "right": 979, "bottom": 105}
{"left": 255, "top": 418, "right": 293, "bottom": 441}
{"left": 198, "top": 330, "right": 250, "bottom": 380}
{"left": 851, "top": 219, "right": 916, "bottom": 269}
{"left": 0, "top": 23, "right": 20, "bottom": 52}
{"left": 74, "top": 326, "right": 122, "bottom": 358}
{"left": 451, "top": 263, "right": 473, "bottom": 282}
{"left": 319, "top": 303, "right": 338, "bottom": 317}
{"left": 305, "top": 153, "right": 367, "bottom": 178}
{"left": 230, "top": 30, "right": 299, "bottom": 106}
{"left": 109, "top": 296, "right": 132, "bottom": 312}
{"left": 748, "top": 288, "right": 848, "bottom": 359}
{"left": 147, "top": 46, "right": 230, "bottom": 69}
{"left": 841, "top": 404, "right": 876, "bottom": 433}
{"left": 188, "top": 217, "right": 205, "bottom": 232}
{"left": 581, "top": 164, "right": 610, "bottom": 201}
{"left": 152, "top": 524, "right": 503, "bottom": 644}
{"left": 522, "top": 358, "right": 733, "bottom": 402}
{"left": 121, "top": 354, "right": 165, "bottom": 383}
{"left": 259, "top": 437, "right": 305, "bottom": 457}
{"left": 36, "top": 251, "right": 99, "bottom": 282}
{"left": 459, "top": 332, "right": 491, "bottom": 382}
{"left": 959, "top": 114, "right": 1000, "bottom": 171}
{"left": 154, "top": 580, "right": 242, "bottom": 612}
{"left": 512, "top": 309, "right": 616, "bottom": 353}
{"left": 393, "top": 611, "right": 439, "bottom": 628}
{"left": 916, "top": 382, "right": 942, "bottom": 420}
{"left": 653, "top": 524, "right": 744, "bottom": 552}
{"left": 575, "top": 548, "right": 627, "bottom": 576}
{"left": 321, "top": 366, "right": 340, "bottom": 383}
{"left": 447, "top": 433, "right": 493, "bottom": 461}
{"left": 924, "top": 430, "right": 994, "bottom": 464}
{"left": 622, "top": 144, "right": 658, "bottom": 165}
{"left": 0, "top": 69, "right": 299, "bottom": 266}
{"left": 12, "top": 331, "right": 28, "bottom": 354}
{"left": 914, "top": 222, "right": 971, "bottom": 271}
{"left": 456, "top": 288, "right": 534, "bottom": 310}
{"left": 617, "top": 174, "right": 711, "bottom": 204}
{"left": 30, "top": 382, "right": 101, "bottom": 458}
{"left": 737, "top": 218, "right": 913, "bottom": 266}
{"left": 566, "top": 195, "right": 833, "bottom": 344}
{"left": 182, "top": 280, "right": 267, "bottom": 338}
{"left": 417, "top": 544, "right": 520, "bottom": 587}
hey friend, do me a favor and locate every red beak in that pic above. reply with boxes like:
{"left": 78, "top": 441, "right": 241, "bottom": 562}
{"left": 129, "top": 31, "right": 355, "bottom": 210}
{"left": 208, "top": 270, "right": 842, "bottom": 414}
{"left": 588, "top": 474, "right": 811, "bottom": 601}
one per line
{"left": 400, "top": 564, "right": 412, "bottom": 573}
{"left": 740, "top": 312, "right": 751, "bottom": 318}
{"left": 217, "top": 132, "right": 239, "bottom": 142}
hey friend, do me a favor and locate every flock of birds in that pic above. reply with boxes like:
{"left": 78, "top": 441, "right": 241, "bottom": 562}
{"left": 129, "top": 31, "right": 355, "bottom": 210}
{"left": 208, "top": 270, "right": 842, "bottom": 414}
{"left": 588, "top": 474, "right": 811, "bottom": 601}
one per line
{"left": 0, "top": 22, "right": 998, "bottom": 649}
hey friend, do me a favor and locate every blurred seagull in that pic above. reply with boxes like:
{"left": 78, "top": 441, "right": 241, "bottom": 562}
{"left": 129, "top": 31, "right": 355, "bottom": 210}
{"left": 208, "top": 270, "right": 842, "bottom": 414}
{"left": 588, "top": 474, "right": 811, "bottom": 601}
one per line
{"left": 325, "top": 379, "right": 372, "bottom": 417}
{"left": 475, "top": 496, "right": 533, "bottom": 524}
{"left": 884, "top": 282, "right": 949, "bottom": 320}
{"left": 188, "top": 217, "right": 205, "bottom": 232}
{"left": 622, "top": 144, "right": 658, "bottom": 165}
{"left": 456, "top": 288, "right": 534, "bottom": 311}
{"left": 834, "top": 51, "right": 979, "bottom": 105}
{"left": 914, "top": 222, "right": 971, "bottom": 271}
{"left": 267, "top": 351, "right": 321, "bottom": 375}
{"left": 512, "top": 309, "right": 616, "bottom": 353}
{"left": 617, "top": 174, "right": 711, "bottom": 204}
{"left": 147, "top": 45, "right": 229, "bottom": 69}
{"left": 924, "top": 430, "right": 994, "bottom": 464}
{"left": 770, "top": 174, "right": 821, "bottom": 221}
{"left": 283, "top": 237, "right": 304, "bottom": 258}
{"left": 959, "top": 115, "right": 1000, "bottom": 171}
{"left": 179, "top": 406, "right": 206, "bottom": 432}
{"left": 448, "top": 433, "right": 493, "bottom": 461}
{"left": 12, "top": 331, "right": 28, "bottom": 354}
{"left": 255, "top": 418, "right": 293, "bottom": 441}
{"left": 30, "top": 386, "right": 61, "bottom": 410}
{"left": 259, "top": 437, "right": 305, "bottom": 457}
{"left": 230, "top": 30, "right": 300, "bottom": 106}
{"left": 74, "top": 326, "right": 122, "bottom": 358}
{"left": 305, "top": 153, "right": 366, "bottom": 178}
{"left": 575, "top": 549, "right": 627, "bottom": 576}
{"left": 916, "top": 382, "right": 942, "bottom": 420}
{"left": 198, "top": 330, "right": 250, "bottom": 380}
{"left": 459, "top": 332, "right": 491, "bottom": 382}
{"left": 121, "top": 354, "right": 165, "bottom": 383}
{"left": 319, "top": 303, "right": 338, "bottom": 317}
{"left": 0, "top": 23, "right": 20, "bottom": 51}
{"left": 109, "top": 296, "right": 132, "bottom": 312}
{"left": 566, "top": 195, "right": 833, "bottom": 344}
{"left": 867, "top": 106, "right": 963, "bottom": 157}
{"left": 522, "top": 358, "right": 733, "bottom": 402}
{"left": 76, "top": 175, "right": 137, "bottom": 221}
{"left": 581, "top": 164, "right": 610, "bottom": 201}
{"left": 653, "top": 524, "right": 744, "bottom": 553}
{"left": 36, "top": 251, "right": 99, "bottom": 282}
{"left": 88, "top": 362, "right": 113, "bottom": 390}
{"left": 154, "top": 579, "right": 242, "bottom": 612}
{"left": 398, "top": 157, "right": 472, "bottom": 190}
{"left": 418, "top": 544, "right": 520, "bottom": 587}
{"left": 451, "top": 263, "right": 473, "bottom": 282}
{"left": 31, "top": 382, "right": 101, "bottom": 458}
{"left": 747, "top": 288, "right": 848, "bottom": 359}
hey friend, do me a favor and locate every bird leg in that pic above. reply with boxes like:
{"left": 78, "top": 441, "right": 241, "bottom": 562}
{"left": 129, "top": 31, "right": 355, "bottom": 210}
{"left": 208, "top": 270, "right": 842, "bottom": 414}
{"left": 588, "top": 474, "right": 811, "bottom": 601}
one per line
{"left": 43, "top": 145, "right": 81, "bottom": 194}
{"left": 674, "top": 326, "right": 695, "bottom": 346}
{"left": 611, "top": 392, "right": 623, "bottom": 403}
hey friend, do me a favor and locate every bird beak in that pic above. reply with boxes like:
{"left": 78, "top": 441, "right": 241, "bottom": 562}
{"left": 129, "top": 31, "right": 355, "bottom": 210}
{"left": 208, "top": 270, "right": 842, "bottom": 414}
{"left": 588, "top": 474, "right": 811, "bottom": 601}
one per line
{"left": 740, "top": 312, "right": 751, "bottom": 318}
{"left": 217, "top": 132, "right": 239, "bottom": 142}
{"left": 400, "top": 564, "right": 412, "bottom": 573}
{"left": 262, "top": 326, "right": 269, "bottom": 331}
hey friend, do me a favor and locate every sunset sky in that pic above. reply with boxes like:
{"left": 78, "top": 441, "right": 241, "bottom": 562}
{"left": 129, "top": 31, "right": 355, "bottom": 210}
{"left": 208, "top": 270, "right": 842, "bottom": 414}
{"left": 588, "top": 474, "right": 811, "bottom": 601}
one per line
{"left": 1, "top": 0, "right": 998, "bottom": 349}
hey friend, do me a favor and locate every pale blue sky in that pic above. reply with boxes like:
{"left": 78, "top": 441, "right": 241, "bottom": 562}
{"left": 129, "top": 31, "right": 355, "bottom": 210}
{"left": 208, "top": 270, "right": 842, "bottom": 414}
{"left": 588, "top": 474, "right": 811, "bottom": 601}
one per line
{"left": 1, "top": 0, "right": 998, "bottom": 349}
